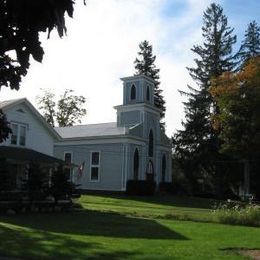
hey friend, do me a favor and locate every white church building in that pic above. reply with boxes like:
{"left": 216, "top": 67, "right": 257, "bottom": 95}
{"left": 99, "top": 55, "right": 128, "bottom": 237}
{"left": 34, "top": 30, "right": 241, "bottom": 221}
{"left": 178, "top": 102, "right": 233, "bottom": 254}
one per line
{"left": 0, "top": 74, "right": 172, "bottom": 192}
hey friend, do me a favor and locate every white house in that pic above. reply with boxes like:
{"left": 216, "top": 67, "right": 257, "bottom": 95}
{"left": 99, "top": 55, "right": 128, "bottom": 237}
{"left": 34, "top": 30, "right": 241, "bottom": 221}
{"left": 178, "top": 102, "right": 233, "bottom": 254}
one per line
{"left": 0, "top": 98, "right": 60, "bottom": 155}
{"left": 0, "top": 74, "right": 172, "bottom": 192}
{"left": 0, "top": 98, "right": 61, "bottom": 189}
{"left": 54, "top": 74, "right": 172, "bottom": 191}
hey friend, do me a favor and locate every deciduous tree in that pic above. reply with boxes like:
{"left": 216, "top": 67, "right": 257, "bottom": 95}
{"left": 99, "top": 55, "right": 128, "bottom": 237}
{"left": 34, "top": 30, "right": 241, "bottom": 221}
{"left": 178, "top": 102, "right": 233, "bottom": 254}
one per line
{"left": 0, "top": 0, "right": 85, "bottom": 142}
{"left": 37, "top": 89, "right": 87, "bottom": 127}
{"left": 211, "top": 57, "right": 260, "bottom": 198}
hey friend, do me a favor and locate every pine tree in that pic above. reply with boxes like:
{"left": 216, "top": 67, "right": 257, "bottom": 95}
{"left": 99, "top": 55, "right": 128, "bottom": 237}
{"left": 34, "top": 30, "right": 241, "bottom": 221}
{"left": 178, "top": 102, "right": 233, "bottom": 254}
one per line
{"left": 134, "top": 40, "right": 166, "bottom": 130}
{"left": 237, "top": 21, "right": 260, "bottom": 68}
{"left": 173, "top": 3, "right": 237, "bottom": 195}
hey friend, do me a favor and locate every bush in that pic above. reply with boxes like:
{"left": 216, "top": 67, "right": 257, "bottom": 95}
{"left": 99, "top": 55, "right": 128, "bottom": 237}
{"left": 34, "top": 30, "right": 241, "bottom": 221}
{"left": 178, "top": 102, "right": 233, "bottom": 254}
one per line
{"left": 159, "top": 182, "right": 173, "bottom": 194}
{"left": 21, "top": 163, "right": 49, "bottom": 200}
{"left": 212, "top": 201, "right": 260, "bottom": 227}
{"left": 50, "top": 164, "right": 78, "bottom": 200}
{"left": 126, "top": 180, "right": 156, "bottom": 196}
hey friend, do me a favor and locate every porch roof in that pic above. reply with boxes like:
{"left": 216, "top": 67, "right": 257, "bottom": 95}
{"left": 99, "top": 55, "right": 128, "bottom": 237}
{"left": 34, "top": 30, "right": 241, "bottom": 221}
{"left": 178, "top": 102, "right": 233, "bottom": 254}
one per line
{"left": 0, "top": 146, "right": 63, "bottom": 164}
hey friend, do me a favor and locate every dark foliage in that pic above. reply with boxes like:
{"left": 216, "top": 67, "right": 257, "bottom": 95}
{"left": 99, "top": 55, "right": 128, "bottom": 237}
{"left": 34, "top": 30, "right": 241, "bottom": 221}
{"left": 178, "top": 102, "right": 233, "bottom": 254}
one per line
{"left": 0, "top": 109, "right": 12, "bottom": 143}
{"left": 159, "top": 182, "right": 173, "bottom": 194}
{"left": 126, "top": 180, "right": 156, "bottom": 196}
{"left": 0, "top": 157, "right": 13, "bottom": 192}
{"left": 50, "top": 164, "right": 76, "bottom": 200}
{"left": 0, "top": 0, "right": 77, "bottom": 90}
{"left": 21, "top": 163, "right": 48, "bottom": 200}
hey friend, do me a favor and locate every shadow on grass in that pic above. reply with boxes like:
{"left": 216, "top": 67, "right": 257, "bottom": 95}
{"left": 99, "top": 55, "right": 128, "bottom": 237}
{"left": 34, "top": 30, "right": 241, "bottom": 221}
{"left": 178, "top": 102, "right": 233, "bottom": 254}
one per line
{"left": 0, "top": 223, "right": 138, "bottom": 259}
{"left": 83, "top": 192, "right": 216, "bottom": 210}
{"left": 0, "top": 209, "right": 188, "bottom": 240}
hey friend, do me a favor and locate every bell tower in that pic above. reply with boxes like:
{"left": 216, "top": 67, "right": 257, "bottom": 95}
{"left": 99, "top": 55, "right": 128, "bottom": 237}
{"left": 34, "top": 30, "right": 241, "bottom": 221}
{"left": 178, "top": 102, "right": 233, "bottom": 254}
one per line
{"left": 114, "top": 74, "right": 160, "bottom": 128}
{"left": 121, "top": 74, "right": 155, "bottom": 106}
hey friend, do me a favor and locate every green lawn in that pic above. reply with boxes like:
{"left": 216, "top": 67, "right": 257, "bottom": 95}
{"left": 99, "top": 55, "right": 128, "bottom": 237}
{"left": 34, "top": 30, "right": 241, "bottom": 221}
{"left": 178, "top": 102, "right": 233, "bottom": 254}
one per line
{"left": 0, "top": 194, "right": 259, "bottom": 259}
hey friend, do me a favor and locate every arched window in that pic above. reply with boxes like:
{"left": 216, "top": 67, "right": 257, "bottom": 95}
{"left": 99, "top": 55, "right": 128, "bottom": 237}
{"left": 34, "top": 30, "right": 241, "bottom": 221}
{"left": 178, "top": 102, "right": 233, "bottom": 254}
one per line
{"left": 130, "top": 84, "right": 136, "bottom": 100}
{"left": 133, "top": 148, "right": 139, "bottom": 180}
{"left": 161, "top": 154, "right": 166, "bottom": 182}
{"left": 146, "top": 86, "right": 150, "bottom": 101}
{"left": 148, "top": 130, "right": 154, "bottom": 157}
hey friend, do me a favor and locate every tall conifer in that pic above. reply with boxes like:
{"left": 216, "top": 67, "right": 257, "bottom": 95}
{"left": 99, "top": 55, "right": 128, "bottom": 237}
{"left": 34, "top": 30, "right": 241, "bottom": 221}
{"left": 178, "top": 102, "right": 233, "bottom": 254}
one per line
{"left": 134, "top": 40, "right": 166, "bottom": 130}
{"left": 173, "top": 3, "right": 237, "bottom": 195}
{"left": 237, "top": 21, "right": 260, "bottom": 68}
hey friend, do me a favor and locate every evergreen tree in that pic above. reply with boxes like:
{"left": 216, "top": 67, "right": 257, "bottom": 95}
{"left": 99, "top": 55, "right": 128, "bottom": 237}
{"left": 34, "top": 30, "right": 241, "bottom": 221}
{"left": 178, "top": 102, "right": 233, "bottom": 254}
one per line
{"left": 134, "top": 40, "right": 166, "bottom": 130}
{"left": 237, "top": 21, "right": 260, "bottom": 68}
{"left": 173, "top": 3, "right": 237, "bottom": 196}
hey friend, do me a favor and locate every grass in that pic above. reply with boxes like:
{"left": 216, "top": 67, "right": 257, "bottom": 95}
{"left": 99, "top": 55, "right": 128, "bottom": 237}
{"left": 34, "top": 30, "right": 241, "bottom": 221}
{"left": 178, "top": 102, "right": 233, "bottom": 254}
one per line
{"left": 0, "top": 194, "right": 259, "bottom": 259}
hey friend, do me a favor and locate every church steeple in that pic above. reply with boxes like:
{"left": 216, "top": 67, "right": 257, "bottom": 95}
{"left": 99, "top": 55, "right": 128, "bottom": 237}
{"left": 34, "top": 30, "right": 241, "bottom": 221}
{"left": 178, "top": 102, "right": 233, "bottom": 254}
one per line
{"left": 121, "top": 75, "right": 155, "bottom": 106}
{"left": 114, "top": 74, "right": 160, "bottom": 128}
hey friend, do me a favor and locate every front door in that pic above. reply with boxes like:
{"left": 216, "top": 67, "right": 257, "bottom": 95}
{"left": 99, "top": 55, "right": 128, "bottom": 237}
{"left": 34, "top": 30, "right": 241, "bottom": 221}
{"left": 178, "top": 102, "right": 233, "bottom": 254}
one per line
{"left": 146, "top": 160, "right": 154, "bottom": 181}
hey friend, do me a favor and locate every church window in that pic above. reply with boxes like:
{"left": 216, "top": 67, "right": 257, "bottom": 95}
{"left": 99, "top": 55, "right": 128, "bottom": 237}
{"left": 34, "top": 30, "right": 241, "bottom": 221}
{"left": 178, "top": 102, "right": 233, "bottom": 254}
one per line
{"left": 161, "top": 154, "right": 166, "bottom": 182}
{"left": 90, "top": 151, "right": 100, "bottom": 181}
{"left": 146, "top": 86, "right": 150, "bottom": 101}
{"left": 133, "top": 148, "right": 139, "bottom": 180}
{"left": 148, "top": 130, "right": 154, "bottom": 157}
{"left": 130, "top": 84, "right": 136, "bottom": 100}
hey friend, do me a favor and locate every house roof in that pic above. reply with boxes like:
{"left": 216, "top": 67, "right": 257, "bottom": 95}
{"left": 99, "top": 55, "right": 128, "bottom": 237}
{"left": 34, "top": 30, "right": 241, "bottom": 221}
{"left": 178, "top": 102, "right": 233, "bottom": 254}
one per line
{"left": 55, "top": 122, "right": 127, "bottom": 139}
{"left": 0, "top": 98, "right": 61, "bottom": 140}
{"left": 0, "top": 146, "right": 63, "bottom": 164}
{"left": 0, "top": 98, "right": 24, "bottom": 109}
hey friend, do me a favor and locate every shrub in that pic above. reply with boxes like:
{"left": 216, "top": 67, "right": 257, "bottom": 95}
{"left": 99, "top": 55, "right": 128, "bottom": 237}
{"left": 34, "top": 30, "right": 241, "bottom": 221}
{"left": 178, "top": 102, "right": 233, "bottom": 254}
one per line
{"left": 212, "top": 200, "right": 260, "bottom": 227}
{"left": 159, "top": 182, "right": 173, "bottom": 194}
{"left": 126, "top": 180, "right": 156, "bottom": 196}
{"left": 50, "top": 164, "right": 77, "bottom": 200}
{"left": 22, "top": 163, "right": 49, "bottom": 200}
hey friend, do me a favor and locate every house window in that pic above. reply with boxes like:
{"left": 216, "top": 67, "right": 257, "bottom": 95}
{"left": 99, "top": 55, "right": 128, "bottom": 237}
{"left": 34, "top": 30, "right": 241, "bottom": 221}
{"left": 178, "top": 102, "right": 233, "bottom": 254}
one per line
{"left": 11, "top": 123, "right": 26, "bottom": 146}
{"left": 64, "top": 152, "right": 72, "bottom": 164}
{"left": 64, "top": 152, "right": 73, "bottom": 180}
{"left": 90, "top": 151, "right": 100, "bottom": 181}
{"left": 130, "top": 84, "right": 136, "bottom": 100}
{"left": 146, "top": 86, "right": 150, "bottom": 101}
{"left": 11, "top": 124, "right": 18, "bottom": 145}
{"left": 19, "top": 126, "right": 26, "bottom": 146}
{"left": 148, "top": 130, "right": 154, "bottom": 157}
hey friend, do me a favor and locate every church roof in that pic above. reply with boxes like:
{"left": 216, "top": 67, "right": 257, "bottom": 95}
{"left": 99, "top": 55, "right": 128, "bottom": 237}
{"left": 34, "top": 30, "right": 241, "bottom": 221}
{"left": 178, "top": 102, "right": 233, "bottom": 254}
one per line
{"left": 55, "top": 122, "right": 127, "bottom": 139}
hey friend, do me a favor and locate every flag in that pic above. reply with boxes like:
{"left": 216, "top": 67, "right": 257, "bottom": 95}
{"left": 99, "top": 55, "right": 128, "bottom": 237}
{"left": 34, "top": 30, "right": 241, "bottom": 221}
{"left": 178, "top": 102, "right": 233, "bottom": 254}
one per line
{"left": 77, "top": 161, "right": 85, "bottom": 179}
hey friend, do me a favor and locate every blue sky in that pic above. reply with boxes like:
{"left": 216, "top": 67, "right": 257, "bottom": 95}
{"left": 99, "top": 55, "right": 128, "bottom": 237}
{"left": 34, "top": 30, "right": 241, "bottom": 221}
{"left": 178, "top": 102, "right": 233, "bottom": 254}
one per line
{"left": 1, "top": 0, "right": 259, "bottom": 136}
